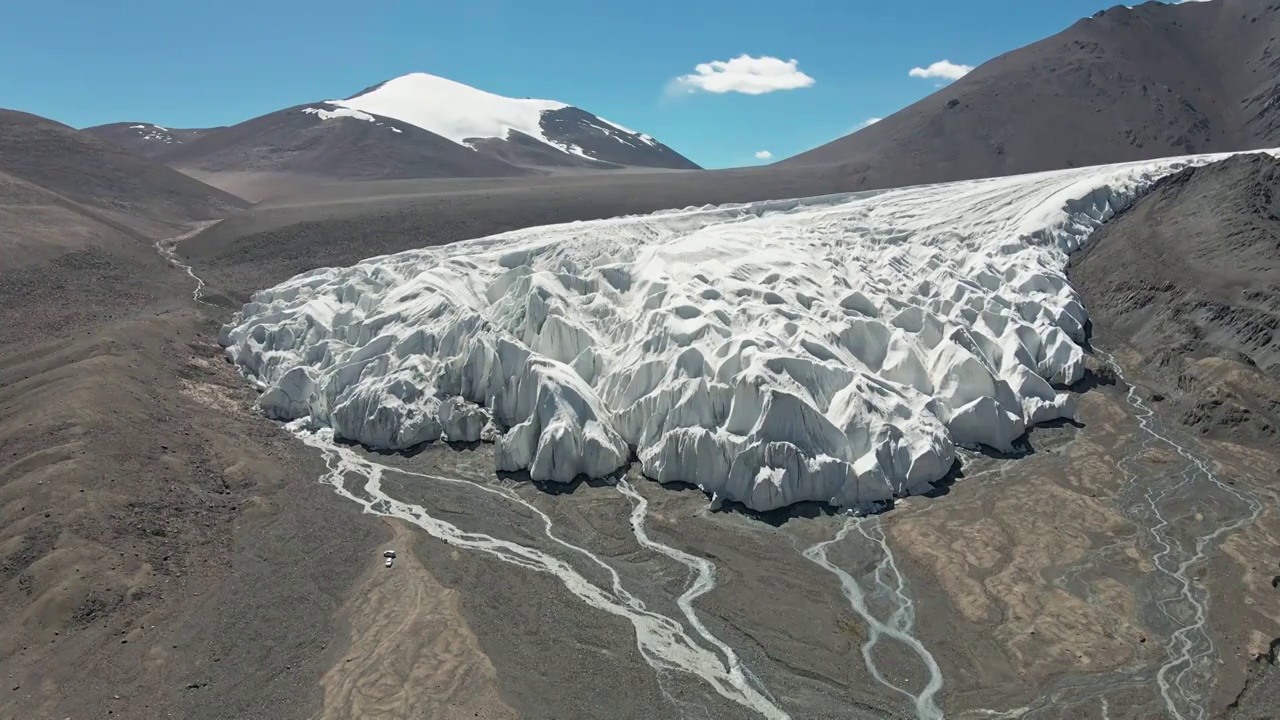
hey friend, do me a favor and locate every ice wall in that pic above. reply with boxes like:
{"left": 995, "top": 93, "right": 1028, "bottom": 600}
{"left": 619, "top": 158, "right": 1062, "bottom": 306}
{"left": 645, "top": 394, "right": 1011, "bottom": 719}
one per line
{"left": 221, "top": 150, "right": 1272, "bottom": 511}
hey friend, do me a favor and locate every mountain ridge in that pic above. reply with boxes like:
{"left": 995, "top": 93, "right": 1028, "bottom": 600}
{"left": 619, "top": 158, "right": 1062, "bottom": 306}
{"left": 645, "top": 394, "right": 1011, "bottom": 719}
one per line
{"left": 83, "top": 72, "right": 699, "bottom": 196}
{"left": 779, "top": 0, "right": 1279, "bottom": 189}
{"left": 81, "top": 122, "right": 214, "bottom": 160}
{"left": 1, "top": 109, "right": 245, "bottom": 223}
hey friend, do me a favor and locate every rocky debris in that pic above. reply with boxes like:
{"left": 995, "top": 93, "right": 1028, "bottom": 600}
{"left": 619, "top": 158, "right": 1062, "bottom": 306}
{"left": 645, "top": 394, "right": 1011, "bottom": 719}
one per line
{"left": 1071, "top": 154, "right": 1280, "bottom": 448}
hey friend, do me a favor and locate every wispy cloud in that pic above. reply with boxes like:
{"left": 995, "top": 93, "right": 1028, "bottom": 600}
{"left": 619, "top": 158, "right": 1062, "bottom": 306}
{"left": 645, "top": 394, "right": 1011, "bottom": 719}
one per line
{"left": 754, "top": 150, "right": 773, "bottom": 160}
{"left": 908, "top": 60, "right": 974, "bottom": 81}
{"left": 670, "top": 55, "right": 815, "bottom": 96}
{"left": 859, "top": 117, "right": 882, "bottom": 129}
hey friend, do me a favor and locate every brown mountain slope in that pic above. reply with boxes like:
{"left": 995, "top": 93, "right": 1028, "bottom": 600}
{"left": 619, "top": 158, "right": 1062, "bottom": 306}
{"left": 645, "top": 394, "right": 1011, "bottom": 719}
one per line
{"left": 152, "top": 103, "right": 535, "bottom": 181}
{"left": 0, "top": 110, "right": 246, "bottom": 222}
{"left": 0, "top": 110, "right": 247, "bottom": 340}
{"left": 1071, "top": 152, "right": 1280, "bottom": 448}
{"left": 81, "top": 122, "right": 213, "bottom": 160}
{"left": 781, "top": 0, "right": 1280, "bottom": 187}
{"left": 1, "top": 110, "right": 365, "bottom": 720}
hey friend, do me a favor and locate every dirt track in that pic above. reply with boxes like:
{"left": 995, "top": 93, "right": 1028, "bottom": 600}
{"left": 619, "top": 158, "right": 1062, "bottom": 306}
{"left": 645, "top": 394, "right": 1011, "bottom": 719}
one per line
{"left": 317, "top": 519, "right": 516, "bottom": 720}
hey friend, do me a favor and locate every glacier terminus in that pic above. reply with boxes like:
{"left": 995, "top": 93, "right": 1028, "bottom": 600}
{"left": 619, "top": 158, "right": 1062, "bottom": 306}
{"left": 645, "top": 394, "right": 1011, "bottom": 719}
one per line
{"left": 221, "top": 149, "right": 1278, "bottom": 512}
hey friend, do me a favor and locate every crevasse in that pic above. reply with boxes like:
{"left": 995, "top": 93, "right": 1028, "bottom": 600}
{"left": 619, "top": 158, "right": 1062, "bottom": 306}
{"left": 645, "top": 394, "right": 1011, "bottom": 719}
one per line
{"left": 220, "top": 150, "right": 1273, "bottom": 511}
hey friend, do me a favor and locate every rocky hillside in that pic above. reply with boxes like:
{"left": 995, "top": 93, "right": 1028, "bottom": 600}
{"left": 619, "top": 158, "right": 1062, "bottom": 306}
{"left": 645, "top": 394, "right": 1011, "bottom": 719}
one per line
{"left": 0, "top": 109, "right": 245, "bottom": 337}
{"left": 782, "top": 0, "right": 1280, "bottom": 188}
{"left": 1071, "top": 152, "right": 1280, "bottom": 448}
{"left": 1, "top": 110, "right": 245, "bottom": 223}
{"left": 81, "top": 122, "right": 212, "bottom": 159}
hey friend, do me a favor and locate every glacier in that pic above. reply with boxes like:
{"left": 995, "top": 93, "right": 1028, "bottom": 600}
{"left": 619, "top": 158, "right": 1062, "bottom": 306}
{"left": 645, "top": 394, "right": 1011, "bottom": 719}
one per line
{"left": 221, "top": 150, "right": 1276, "bottom": 512}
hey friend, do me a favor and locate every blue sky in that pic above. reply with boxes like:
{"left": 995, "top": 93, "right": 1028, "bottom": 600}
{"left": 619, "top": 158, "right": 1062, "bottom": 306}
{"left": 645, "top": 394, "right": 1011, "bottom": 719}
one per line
{"left": 2, "top": 0, "right": 1157, "bottom": 168}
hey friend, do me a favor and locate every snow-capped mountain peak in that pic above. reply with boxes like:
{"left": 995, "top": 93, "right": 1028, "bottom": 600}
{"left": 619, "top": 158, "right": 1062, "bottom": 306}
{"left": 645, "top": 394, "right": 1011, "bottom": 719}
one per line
{"left": 85, "top": 72, "right": 699, "bottom": 181}
{"left": 326, "top": 72, "right": 569, "bottom": 147}
{"left": 314, "top": 72, "right": 698, "bottom": 169}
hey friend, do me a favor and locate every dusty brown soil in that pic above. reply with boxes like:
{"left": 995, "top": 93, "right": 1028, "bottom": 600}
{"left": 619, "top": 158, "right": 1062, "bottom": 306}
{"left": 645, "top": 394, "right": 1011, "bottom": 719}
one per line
{"left": 317, "top": 519, "right": 516, "bottom": 720}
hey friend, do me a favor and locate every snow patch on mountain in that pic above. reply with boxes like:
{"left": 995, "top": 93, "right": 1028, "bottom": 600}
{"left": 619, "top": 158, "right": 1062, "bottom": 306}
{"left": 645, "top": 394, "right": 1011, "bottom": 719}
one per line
{"left": 302, "top": 106, "right": 376, "bottom": 123}
{"left": 597, "top": 117, "right": 638, "bottom": 134}
{"left": 596, "top": 118, "right": 656, "bottom": 147}
{"left": 221, "top": 150, "right": 1276, "bottom": 511}
{"left": 125, "top": 123, "right": 181, "bottom": 143}
{"left": 595, "top": 117, "right": 658, "bottom": 146}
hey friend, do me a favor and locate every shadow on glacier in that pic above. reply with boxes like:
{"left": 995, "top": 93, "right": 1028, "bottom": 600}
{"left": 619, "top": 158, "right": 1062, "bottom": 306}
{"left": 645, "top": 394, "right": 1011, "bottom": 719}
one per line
{"left": 517, "top": 472, "right": 621, "bottom": 496}
{"left": 711, "top": 499, "right": 842, "bottom": 528}
{"left": 501, "top": 464, "right": 890, "bottom": 528}
{"left": 333, "top": 420, "right": 1087, "bottom": 526}
{"left": 338, "top": 436, "right": 486, "bottom": 457}
{"left": 1068, "top": 365, "right": 1126, "bottom": 394}
{"left": 1068, "top": 321, "right": 1126, "bottom": 393}
{"left": 965, "top": 416, "right": 1086, "bottom": 461}
{"left": 701, "top": 457, "right": 973, "bottom": 527}
{"left": 326, "top": 358, "right": 1112, "bottom": 522}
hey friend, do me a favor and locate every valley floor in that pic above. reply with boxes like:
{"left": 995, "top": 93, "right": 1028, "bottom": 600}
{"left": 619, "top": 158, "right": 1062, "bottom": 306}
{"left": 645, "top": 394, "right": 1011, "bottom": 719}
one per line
{"left": 242, "top": 351, "right": 1280, "bottom": 719}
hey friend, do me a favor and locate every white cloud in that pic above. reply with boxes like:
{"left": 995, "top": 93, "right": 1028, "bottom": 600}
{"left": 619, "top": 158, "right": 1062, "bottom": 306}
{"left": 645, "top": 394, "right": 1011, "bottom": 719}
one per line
{"left": 754, "top": 150, "right": 773, "bottom": 160}
{"left": 908, "top": 60, "right": 974, "bottom": 81}
{"left": 672, "top": 55, "right": 815, "bottom": 95}
{"left": 860, "top": 117, "right": 882, "bottom": 128}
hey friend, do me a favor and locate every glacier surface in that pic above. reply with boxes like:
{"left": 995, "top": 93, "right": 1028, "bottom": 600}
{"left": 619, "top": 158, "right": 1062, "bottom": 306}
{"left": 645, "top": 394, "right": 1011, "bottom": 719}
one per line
{"left": 221, "top": 150, "right": 1275, "bottom": 511}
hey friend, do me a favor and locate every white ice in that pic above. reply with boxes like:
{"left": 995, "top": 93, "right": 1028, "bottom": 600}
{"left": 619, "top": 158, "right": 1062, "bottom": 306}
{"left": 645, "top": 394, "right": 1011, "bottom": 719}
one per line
{"left": 222, "top": 149, "right": 1277, "bottom": 512}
